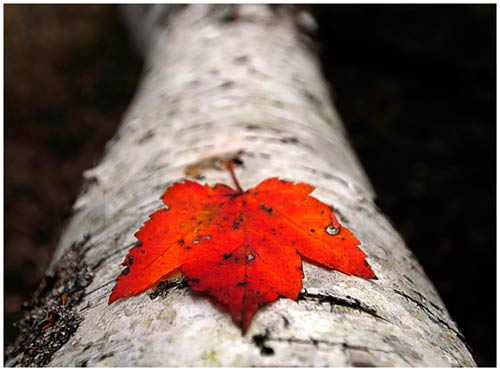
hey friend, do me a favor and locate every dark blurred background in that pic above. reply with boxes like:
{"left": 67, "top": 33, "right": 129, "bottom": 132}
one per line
{"left": 4, "top": 4, "right": 495, "bottom": 366}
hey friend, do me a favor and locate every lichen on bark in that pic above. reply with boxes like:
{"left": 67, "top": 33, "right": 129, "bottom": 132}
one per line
{"left": 5, "top": 235, "right": 93, "bottom": 367}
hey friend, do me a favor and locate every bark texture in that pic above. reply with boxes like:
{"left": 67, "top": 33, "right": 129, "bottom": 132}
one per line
{"left": 8, "top": 5, "right": 475, "bottom": 367}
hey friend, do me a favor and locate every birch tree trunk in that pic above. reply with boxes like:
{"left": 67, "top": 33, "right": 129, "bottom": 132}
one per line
{"left": 6, "top": 4, "right": 475, "bottom": 367}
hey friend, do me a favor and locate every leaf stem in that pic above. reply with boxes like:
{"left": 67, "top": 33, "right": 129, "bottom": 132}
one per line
{"left": 227, "top": 161, "right": 244, "bottom": 193}
{"left": 330, "top": 209, "right": 341, "bottom": 229}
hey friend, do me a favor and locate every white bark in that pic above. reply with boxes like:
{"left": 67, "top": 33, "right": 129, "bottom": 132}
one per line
{"left": 16, "top": 5, "right": 476, "bottom": 366}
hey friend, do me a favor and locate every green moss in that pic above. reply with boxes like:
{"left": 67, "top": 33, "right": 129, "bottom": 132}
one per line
{"left": 142, "top": 315, "right": 153, "bottom": 328}
{"left": 201, "top": 349, "right": 218, "bottom": 365}
{"left": 167, "top": 311, "right": 177, "bottom": 325}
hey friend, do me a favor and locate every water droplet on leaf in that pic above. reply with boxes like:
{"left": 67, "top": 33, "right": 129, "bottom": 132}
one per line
{"left": 325, "top": 225, "right": 340, "bottom": 236}
{"left": 247, "top": 249, "right": 256, "bottom": 261}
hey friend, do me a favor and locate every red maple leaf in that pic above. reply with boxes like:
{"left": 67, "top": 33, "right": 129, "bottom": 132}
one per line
{"left": 109, "top": 163, "right": 376, "bottom": 332}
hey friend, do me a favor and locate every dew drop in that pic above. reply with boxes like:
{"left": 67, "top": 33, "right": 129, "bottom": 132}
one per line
{"left": 247, "top": 249, "right": 257, "bottom": 261}
{"left": 325, "top": 225, "right": 340, "bottom": 236}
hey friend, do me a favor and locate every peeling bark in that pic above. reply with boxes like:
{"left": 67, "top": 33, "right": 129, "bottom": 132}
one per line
{"left": 7, "top": 4, "right": 475, "bottom": 367}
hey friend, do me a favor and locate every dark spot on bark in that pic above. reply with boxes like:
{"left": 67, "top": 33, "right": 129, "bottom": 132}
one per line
{"left": 234, "top": 55, "right": 249, "bottom": 64}
{"left": 219, "top": 80, "right": 235, "bottom": 89}
{"left": 302, "top": 89, "right": 322, "bottom": 108}
{"left": 76, "top": 360, "right": 88, "bottom": 367}
{"left": 137, "top": 130, "right": 155, "bottom": 144}
{"left": 282, "top": 316, "right": 290, "bottom": 328}
{"left": 280, "top": 136, "right": 299, "bottom": 144}
{"left": 245, "top": 123, "right": 261, "bottom": 130}
{"left": 189, "top": 79, "right": 200, "bottom": 87}
{"left": 252, "top": 331, "right": 275, "bottom": 356}
{"left": 272, "top": 100, "right": 285, "bottom": 108}
{"left": 223, "top": 253, "right": 233, "bottom": 260}
{"left": 231, "top": 156, "right": 244, "bottom": 165}
{"left": 214, "top": 4, "right": 238, "bottom": 22}
{"left": 260, "top": 346, "right": 274, "bottom": 356}
{"left": 352, "top": 361, "right": 375, "bottom": 367}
